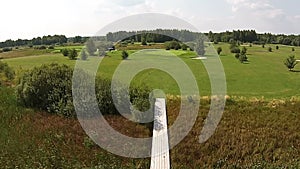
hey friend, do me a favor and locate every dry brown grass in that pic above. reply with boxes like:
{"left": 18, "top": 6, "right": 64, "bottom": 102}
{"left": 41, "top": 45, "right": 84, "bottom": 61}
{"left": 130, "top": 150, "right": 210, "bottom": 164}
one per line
{"left": 8, "top": 97, "right": 300, "bottom": 168}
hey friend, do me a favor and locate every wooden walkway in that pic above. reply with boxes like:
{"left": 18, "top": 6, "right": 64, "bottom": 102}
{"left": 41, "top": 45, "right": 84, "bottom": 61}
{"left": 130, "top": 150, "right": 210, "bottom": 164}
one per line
{"left": 150, "top": 98, "right": 170, "bottom": 169}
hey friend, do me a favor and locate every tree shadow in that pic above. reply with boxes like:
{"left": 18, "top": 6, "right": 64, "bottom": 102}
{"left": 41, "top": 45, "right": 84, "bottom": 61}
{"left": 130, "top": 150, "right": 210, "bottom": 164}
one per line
{"left": 291, "top": 70, "right": 300, "bottom": 73}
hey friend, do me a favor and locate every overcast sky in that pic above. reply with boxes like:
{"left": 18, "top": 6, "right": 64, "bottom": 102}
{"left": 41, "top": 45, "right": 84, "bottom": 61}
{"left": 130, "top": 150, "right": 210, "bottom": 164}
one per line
{"left": 0, "top": 0, "right": 299, "bottom": 41}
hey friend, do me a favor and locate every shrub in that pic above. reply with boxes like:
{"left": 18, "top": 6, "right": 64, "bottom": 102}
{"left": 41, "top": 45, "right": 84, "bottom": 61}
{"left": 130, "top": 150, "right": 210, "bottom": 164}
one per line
{"left": 121, "top": 50, "right": 129, "bottom": 60}
{"left": 0, "top": 61, "right": 15, "bottom": 85}
{"left": 268, "top": 47, "right": 272, "bottom": 52}
{"left": 37, "top": 46, "right": 47, "bottom": 50}
{"left": 235, "top": 53, "right": 240, "bottom": 59}
{"left": 284, "top": 55, "right": 298, "bottom": 71}
{"left": 181, "top": 44, "right": 188, "bottom": 50}
{"left": 262, "top": 44, "right": 265, "bottom": 48}
{"left": 165, "top": 41, "right": 181, "bottom": 50}
{"left": 165, "top": 45, "right": 171, "bottom": 50}
{"left": 292, "top": 47, "right": 295, "bottom": 52}
{"left": 80, "top": 49, "right": 88, "bottom": 60}
{"left": 239, "top": 53, "right": 248, "bottom": 63}
{"left": 276, "top": 46, "right": 279, "bottom": 50}
{"left": 2, "top": 48, "right": 12, "bottom": 52}
{"left": 195, "top": 37, "right": 205, "bottom": 56}
{"left": 141, "top": 37, "right": 147, "bottom": 46}
{"left": 241, "top": 47, "right": 247, "bottom": 55}
{"left": 230, "top": 47, "right": 240, "bottom": 54}
{"left": 16, "top": 63, "right": 151, "bottom": 118}
{"left": 249, "top": 44, "right": 252, "bottom": 47}
{"left": 217, "top": 47, "right": 222, "bottom": 55}
{"left": 86, "top": 39, "right": 97, "bottom": 56}
{"left": 48, "top": 46, "right": 55, "bottom": 49}
{"left": 16, "top": 64, "right": 75, "bottom": 117}
{"left": 61, "top": 49, "right": 69, "bottom": 56}
{"left": 68, "top": 49, "right": 78, "bottom": 60}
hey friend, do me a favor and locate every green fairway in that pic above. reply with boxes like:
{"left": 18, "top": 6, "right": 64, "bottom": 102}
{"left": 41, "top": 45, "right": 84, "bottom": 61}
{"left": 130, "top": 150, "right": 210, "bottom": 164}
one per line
{"left": 3, "top": 43, "right": 300, "bottom": 99}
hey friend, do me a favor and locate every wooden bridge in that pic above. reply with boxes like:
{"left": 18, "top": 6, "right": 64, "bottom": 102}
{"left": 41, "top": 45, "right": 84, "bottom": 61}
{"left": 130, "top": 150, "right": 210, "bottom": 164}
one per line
{"left": 150, "top": 98, "right": 170, "bottom": 169}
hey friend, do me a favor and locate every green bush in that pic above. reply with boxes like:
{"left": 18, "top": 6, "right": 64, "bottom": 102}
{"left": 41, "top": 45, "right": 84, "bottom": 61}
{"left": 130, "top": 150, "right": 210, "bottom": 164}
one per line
{"left": 230, "top": 47, "right": 240, "bottom": 53}
{"left": 121, "top": 50, "right": 128, "bottom": 60}
{"left": 0, "top": 61, "right": 15, "bottom": 85}
{"left": 16, "top": 63, "right": 151, "bottom": 118}
{"left": 284, "top": 55, "right": 298, "bottom": 71}
{"left": 35, "top": 46, "right": 47, "bottom": 50}
{"left": 2, "top": 48, "right": 12, "bottom": 52}
{"left": 16, "top": 63, "right": 75, "bottom": 117}
{"left": 268, "top": 47, "right": 272, "bottom": 52}
{"left": 165, "top": 41, "right": 181, "bottom": 50}
{"left": 80, "top": 49, "right": 88, "bottom": 60}
{"left": 239, "top": 53, "right": 248, "bottom": 63}
{"left": 48, "top": 46, "right": 55, "bottom": 49}
{"left": 61, "top": 49, "right": 69, "bottom": 56}
{"left": 181, "top": 44, "right": 188, "bottom": 50}
{"left": 68, "top": 49, "right": 78, "bottom": 60}
{"left": 217, "top": 47, "right": 222, "bottom": 55}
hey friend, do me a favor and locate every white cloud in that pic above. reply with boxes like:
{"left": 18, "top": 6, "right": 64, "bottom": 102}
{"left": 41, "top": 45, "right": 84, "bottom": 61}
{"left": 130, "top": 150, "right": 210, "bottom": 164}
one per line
{"left": 0, "top": 0, "right": 299, "bottom": 41}
{"left": 223, "top": 0, "right": 299, "bottom": 34}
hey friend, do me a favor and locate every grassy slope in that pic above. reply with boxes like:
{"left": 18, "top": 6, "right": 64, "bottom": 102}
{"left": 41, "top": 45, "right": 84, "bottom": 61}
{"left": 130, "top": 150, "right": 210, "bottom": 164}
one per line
{"left": 216, "top": 43, "right": 300, "bottom": 98}
{"left": 3, "top": 44, "right": 300, "bottom": 99}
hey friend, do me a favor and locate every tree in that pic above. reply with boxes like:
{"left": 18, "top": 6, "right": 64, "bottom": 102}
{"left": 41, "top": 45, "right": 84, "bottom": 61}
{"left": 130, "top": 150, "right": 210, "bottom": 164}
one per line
{"left": 73, "top": 36, "right": 83, "bottom": 43}
{"left": 284, "top": 55, "right": 298, "bottom": 71}
{"left": 241, "top": 46, "right": 247, "bottom": 55}
{"left": 217, "top": 47, "right": 222, "bottom": 55}
{"left": 195, "top": 37, "right": 205, "bottom": 56}
{"left": 80, "top": 49, "right": 88, "bottom": 61}
{"left": 181, "top": 44, "right": 188, "bottom": 50}
{"left": 61, "top": 49, "right": 69, "bottom": 56}
{"left": 165, "top": 41, "right": 181, "bottom": 50}
{"left": 229, "top": 40, "right": 240, "bottom": 53}
{"left": 239, "top": 53, "right": 248, "bottom": 63}
{"left": 141, "top": 35, "right": 147, "bottom": 46}
{"left": 268, "top": 47, "right": 272, "bottom": 52}
{"left": 122, "top": 50, "right": 129, "bottom": 60}
{"left": 86, "top": 39, "right": 97, "bottom": 56}
{"left": 68, "top": 49, "right": 78, "bottom": 60}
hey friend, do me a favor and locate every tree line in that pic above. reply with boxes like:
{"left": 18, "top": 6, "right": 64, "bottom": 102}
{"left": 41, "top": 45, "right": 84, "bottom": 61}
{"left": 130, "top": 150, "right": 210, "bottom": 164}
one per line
{"left": 207, "top": 30, "right": 300, "bottom": 46}
{"left": 106, "top": 29, "right": 199, "bottom": 43}
{"left": 107, "top": 29, "right": 300, "bottom": 46}
{"left": 1, "top": 29, "right": 299, "bottom": 48}
{"left": 0, "top": 35, "right": 68, "bottom": 48}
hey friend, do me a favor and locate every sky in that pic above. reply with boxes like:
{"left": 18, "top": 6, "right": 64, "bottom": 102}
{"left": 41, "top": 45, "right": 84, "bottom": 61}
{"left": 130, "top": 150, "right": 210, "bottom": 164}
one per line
{"left": 0, "top": 0, "right": 299, "bottom": 41}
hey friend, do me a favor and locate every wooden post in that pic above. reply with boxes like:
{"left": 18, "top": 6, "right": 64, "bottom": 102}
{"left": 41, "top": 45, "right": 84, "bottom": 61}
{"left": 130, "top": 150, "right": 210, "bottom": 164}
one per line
{"left": 150, "top": 98, "right": 170, "bottom": 169}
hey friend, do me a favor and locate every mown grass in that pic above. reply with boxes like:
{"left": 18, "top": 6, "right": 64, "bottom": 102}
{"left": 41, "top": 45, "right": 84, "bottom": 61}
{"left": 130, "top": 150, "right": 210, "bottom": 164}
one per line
{"left": 3, "top": 43, "right": 300, "bottom": 99}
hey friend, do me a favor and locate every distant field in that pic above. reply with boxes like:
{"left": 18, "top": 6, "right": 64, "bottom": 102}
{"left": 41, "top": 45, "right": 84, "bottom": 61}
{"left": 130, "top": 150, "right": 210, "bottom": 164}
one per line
{"left": 3, "top": 43, "right": 300, "bottom": 99}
